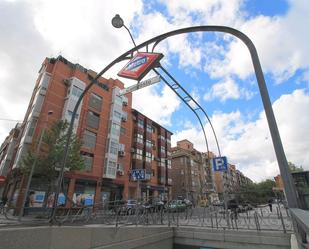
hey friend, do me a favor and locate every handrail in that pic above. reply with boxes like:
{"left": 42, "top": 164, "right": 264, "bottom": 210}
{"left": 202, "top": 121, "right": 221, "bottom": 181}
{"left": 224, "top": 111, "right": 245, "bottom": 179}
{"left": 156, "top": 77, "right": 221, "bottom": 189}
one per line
{"left": 290, "top": 208, "right": 309, "bottom": 248}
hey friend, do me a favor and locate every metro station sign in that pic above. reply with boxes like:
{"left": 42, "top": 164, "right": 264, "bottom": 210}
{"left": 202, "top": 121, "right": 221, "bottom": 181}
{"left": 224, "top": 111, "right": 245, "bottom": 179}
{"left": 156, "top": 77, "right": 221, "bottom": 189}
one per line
{"left": 118, "top": 52, "right": 163, "bottom": 81}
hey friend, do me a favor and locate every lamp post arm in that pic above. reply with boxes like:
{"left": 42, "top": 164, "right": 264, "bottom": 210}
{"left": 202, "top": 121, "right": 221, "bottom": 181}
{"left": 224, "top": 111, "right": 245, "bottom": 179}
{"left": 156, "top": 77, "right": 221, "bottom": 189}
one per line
{"left": 123, "top": 24, "right": 137, "bottom": 48}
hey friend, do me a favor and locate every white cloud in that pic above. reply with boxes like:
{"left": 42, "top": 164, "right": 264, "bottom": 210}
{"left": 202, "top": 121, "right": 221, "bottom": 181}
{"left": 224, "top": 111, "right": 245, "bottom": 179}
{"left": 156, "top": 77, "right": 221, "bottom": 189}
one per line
{"left": 204, "top": 77, "right": 253, "bottom": 102}
{"left": 132, "top": 84, "right": 181, "bottom": 126}
{"left": 173, "top": 89, "right": 309, "bottom": 182}
{"left": 205, "top": 0, "right": 309, "bottom": 83}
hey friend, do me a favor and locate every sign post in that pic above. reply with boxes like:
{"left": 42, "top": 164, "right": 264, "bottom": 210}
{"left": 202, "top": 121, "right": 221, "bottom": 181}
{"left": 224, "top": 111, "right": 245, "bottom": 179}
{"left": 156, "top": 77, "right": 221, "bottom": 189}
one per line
{"left": 212, "top": 156, "right": 230, "bottom": 228}
{"left": 131, "top": 169, "right": 146, "bottom": 200}
{"left": 118, "top": 75, "right": 161, "bottom": 96}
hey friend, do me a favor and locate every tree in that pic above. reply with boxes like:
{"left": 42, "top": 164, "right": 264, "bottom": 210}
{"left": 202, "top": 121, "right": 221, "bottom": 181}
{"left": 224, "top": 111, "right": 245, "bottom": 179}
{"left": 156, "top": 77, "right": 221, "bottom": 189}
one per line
{"left": 239, "top": 179, "right": 276, "bottom": 204}
{"left": 288, "top": 162, "right": 304, "bottom": 173}
{"left": 21, "top": 120, "right": 84, "bottom": 202}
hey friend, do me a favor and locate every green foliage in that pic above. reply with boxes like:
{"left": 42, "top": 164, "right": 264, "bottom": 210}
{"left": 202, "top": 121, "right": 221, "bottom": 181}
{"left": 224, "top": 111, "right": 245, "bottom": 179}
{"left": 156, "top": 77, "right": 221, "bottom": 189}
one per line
{"left": 21, "top": 120, "right": 84, "bottom": 184}
{"left": 238, "top": 179, "right": 276, "bottom": 204}
{"left": 288, "top": 162, "right": 304, "bottom": 173}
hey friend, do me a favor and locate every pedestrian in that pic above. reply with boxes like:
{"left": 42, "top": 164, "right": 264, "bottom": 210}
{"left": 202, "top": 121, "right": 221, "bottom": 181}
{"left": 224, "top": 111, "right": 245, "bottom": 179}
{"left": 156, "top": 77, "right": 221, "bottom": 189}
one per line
{"left": 1, "top": 196, "right": 8, "bottom": 207}
{"left": 268, "top": 199, "right": 273, "bottom": 212}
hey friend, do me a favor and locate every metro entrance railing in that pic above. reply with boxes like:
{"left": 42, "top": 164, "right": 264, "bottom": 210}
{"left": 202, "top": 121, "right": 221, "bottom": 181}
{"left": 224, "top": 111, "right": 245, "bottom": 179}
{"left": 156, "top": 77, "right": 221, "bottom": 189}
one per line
{"left": 1, "top": 200, "right": 293, "bottom": 233}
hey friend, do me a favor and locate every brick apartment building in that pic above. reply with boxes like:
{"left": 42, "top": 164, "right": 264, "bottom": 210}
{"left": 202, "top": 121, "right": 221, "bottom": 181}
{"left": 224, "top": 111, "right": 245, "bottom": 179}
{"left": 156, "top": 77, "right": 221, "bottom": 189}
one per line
{"left": 170, "top": 140, "right": 217, "bottom": 204}
{"left": 214, "top": 164, "right": 252, "bottom": 198}
{"left": 0, "top": 55, "right": 172, "bottom": 208}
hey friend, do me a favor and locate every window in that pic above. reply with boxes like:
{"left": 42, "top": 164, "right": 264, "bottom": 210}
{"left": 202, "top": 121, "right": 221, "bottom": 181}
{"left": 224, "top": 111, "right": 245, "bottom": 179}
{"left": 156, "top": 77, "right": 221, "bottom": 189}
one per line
{"left": 137, "top": 119, "right": 144, "bottom": 128}
{"left": 110, "top": 122, "right": 120, "bottom": 136}
{"left": 33, "top": 93, "right": 44, "bottom": 113}
{"left": 89, "top": 93, "right": 102, "bottom": 112}
{"left": 113, "top": 110, "right": 122, "bottom": 120}
{"left": 114, "top": 95, "right": 122, "bottom": 105}
{"left": 82, "top": 130, "right": 97, "bottom": 149}
{"left": 81, "top": 152, "right": 94, "bottom": 171}
{"left": 72, "top": 85, "right": 83, "bottom": 98}
{"left": 146, "top": 140, "right": 152, "bottom": 148}
{"left": 86, "top": 111, "right": 100, "bottom": 129}
{"left": 118, "top": 143, "right": 125, "bottom": 152}
{"left": 106, "top": 160, "right": 117, "bottom": 176}
{"left": 27, "top": 118, "right": 38, "bottom": 137}
{"left": 146, "top": 124, "right": 152, "bottom": 133}
{"left": 160, "top": 158, "right": 166, "bottom": 167}
{"left": 40, "top": 74, "right": 50, "bottom": 90}
{"left": 181, "top": 170, "right": 184, "bottom": 175}
{"left": 135, "top": 133, "right": 143, "bottom": 144}
{"left": 109, "top": 140, "right": 119, "bottom": 155}
{"left": 167, "top": 159, "right": 172, "bottom": 169}
{"left": 120, "top": 127, "right": 126, "bottom": 135}
{"left": 132, "top": 148, "right": 143, "bottom": 160}
{"left": 160, "top": 146, "right": 166, "bottom": 153}
{"left": 145, "top": 151, "right": 152, "bottom": 163}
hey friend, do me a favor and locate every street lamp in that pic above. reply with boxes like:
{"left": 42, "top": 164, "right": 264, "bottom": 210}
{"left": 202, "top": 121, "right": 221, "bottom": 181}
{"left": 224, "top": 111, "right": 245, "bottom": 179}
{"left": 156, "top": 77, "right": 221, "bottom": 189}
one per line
{"left": 111, "top": 14, "right": 137, "bottom": 48}
{"left": 19, "top": 110, "right": 53, "bottom": 221}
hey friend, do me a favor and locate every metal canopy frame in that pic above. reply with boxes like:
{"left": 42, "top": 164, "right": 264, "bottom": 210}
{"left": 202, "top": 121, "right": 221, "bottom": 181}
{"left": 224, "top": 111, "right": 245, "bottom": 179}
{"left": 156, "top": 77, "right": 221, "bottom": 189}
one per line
{"left": 50, "top": 25, "right": 298, "bottom": 224}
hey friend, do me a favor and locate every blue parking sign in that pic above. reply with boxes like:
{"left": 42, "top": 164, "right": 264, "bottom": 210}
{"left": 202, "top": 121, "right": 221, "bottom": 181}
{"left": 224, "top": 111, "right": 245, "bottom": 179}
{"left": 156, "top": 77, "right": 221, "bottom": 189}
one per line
{"left": 212, "top": 156, "right": 228, "bottom": 172}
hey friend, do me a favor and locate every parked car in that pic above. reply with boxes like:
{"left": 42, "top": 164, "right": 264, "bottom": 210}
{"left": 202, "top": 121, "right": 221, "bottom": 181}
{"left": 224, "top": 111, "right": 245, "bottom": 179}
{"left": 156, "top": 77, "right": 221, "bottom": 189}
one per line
{"left": 167, "top": 200, "right": 187, "bottom": 212}
{"left": 183, "top": 199, "right": 193, "bottom": 208}
{"left": 212, "top": 201, "right": 224, "bottom": 207}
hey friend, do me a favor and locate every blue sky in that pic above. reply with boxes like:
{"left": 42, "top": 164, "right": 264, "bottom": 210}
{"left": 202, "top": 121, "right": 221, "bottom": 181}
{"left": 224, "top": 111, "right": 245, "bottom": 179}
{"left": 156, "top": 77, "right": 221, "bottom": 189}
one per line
{"left": 0, "top": 0, "right": 308, "bottom": 181}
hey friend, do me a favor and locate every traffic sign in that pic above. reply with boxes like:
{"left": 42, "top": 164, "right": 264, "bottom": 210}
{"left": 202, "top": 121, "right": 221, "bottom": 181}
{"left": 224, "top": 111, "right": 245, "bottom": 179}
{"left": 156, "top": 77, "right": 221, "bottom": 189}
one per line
{"left": 131, "top": 169, "right": 146, "bottom": 181}
{"left": 118, "top": 52, "right": 163, "bottom": 80}
{"left": 212, "top": 156, "right": 228, "bottom": 172}
{"left": 118, "top": 75, "right": 160, "bottom": 96}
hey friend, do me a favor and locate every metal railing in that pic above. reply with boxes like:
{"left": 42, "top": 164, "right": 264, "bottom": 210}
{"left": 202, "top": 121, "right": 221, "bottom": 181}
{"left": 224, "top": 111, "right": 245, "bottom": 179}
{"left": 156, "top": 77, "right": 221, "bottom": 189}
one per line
{"left": 0, "top": 199, "right": 293, "bottom": 233}
{"left": 290, "top": 208, "right": 309, "bottom": 249}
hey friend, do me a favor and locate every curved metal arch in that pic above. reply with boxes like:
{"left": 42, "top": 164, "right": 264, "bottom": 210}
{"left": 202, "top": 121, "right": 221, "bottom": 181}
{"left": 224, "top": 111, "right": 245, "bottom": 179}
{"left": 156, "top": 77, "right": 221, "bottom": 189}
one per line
{"left": 50, "top": 25, "right": 298, "bottom": 223}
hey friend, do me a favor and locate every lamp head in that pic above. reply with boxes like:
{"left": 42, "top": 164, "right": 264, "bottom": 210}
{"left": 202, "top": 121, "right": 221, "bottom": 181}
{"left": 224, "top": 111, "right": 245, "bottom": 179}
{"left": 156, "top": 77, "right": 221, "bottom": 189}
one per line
{"left": 111, "top": 14, "right": 124, "bottom": 28}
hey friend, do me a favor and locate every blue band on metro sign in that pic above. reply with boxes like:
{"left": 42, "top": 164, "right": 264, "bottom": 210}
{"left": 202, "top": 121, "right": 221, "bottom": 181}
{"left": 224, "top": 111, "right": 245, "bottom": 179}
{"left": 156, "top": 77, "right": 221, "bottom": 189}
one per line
{"left": 118, "top": 52, "right": 163, "bottom": 81}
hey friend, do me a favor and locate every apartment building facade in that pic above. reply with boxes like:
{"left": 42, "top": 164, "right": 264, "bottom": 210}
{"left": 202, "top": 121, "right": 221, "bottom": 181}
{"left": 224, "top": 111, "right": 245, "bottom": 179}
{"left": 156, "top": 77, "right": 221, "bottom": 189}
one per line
{"left": 214, "top": 164, "right": 253, "bottom": 199}
{"left": 1, "top": 55, "right": 171, "bottom": 208}
{"left": 0, "top": 124, "right": 21, "bottom": 197}
{"left": 170, "top": 140, "right": 216, "bottom": 204}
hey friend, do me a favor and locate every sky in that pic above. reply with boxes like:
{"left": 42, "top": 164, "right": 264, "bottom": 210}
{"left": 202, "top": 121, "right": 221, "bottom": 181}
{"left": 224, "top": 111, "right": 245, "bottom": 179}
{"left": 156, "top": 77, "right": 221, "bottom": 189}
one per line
{"left": 0, "top": 0, "right": 308, "bottom": 182}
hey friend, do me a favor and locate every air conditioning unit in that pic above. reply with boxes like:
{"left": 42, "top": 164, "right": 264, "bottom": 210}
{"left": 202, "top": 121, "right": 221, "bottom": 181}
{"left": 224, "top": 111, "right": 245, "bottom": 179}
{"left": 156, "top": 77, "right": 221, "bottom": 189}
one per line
{"left": 122, "top": 99, "right": 128, "bottom": 106}
{"left": 118, "top": 151, "right": 125, "bottom": 157}
{"left": 63, "top": 78, "right": 71, "bottom": 86}
{"left": 130, "top": 148, "right": 135, "bottom": 153}
{"left": 117, "top": 170, "right": 124, "bottom": 176}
